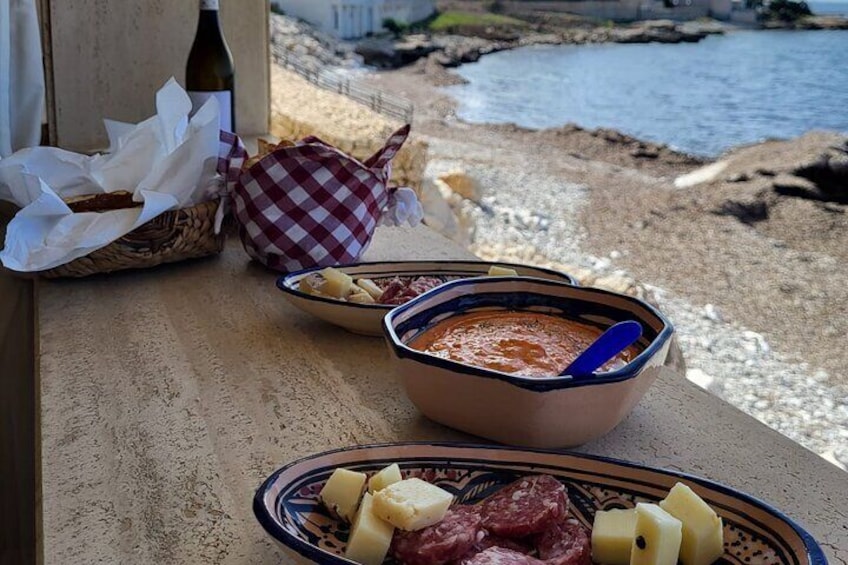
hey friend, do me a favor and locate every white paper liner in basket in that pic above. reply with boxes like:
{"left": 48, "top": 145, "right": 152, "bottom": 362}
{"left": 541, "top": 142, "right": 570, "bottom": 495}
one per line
{"left": 0, "top": 78, "right": 230, "bottom": 273}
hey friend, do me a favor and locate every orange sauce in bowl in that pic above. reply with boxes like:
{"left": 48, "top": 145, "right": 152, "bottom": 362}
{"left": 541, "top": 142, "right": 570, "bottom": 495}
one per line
{"left": 408, "top": 311, "right": 638, "bottom": 378}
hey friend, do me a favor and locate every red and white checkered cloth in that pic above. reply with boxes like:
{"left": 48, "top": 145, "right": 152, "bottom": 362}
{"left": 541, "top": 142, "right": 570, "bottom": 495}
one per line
{"left": 217, "top": 125, "right": 411, "bottom": 273}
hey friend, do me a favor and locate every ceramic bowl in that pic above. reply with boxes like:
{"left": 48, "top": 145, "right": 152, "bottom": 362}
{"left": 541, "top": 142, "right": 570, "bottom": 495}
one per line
{"left": 253, "top": 443, "right": 826, "bottom": 565}
{"left": 382, "top": 277, "right": 675, "bottom": 448}
{"left": 277, "top": 260, "right": 577, "bottom": 336}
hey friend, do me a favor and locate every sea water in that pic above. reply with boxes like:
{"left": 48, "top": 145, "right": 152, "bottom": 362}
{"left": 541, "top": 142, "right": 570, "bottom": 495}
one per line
{"left": 445, "top": 27, "right": 848, "bottom": 157}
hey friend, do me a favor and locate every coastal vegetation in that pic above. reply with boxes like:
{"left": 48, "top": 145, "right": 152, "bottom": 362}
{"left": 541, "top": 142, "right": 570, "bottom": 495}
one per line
{"left": 428, "top": 10, "right": 529, "bottom": 32}
{"left": 760, "top": 0, "right": 813, "bottom": 21}
{"left": 382, "top": 18, "right": 408, "bottom": 38}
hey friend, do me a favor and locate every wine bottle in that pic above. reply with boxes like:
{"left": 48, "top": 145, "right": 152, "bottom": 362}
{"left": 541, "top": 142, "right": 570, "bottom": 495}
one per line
{"left": 186, "top": 0, "right": 236, "bottom": 132}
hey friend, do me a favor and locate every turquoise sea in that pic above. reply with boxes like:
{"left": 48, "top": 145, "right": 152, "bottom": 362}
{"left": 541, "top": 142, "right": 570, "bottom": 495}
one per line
{"left": 445, "top": 23, "right": 848, "bottom": 157}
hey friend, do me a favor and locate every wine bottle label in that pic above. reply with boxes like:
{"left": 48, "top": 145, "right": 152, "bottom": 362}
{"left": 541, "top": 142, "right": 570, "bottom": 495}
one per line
{"left": 188, "top": 91, "right": 233, "bottom": 132}
{"left": 200, "top": 0, "right": 219, "bottom": 10}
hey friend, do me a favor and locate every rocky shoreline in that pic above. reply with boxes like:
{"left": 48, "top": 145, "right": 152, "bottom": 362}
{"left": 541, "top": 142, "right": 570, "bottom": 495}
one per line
{"left": 353, "top": 11, "right": 847, "bottom": 71}
{"left": 764, "top": 14, "right": 848, "bottom": 29}
{"left": 270, "top": 10, "right": 846, "bottom": 74}
{"left": 269, "top": 12, "right": 848, "bottom": 470}
{"left": 355, "top": 19, "right": 727, "bottom": 69}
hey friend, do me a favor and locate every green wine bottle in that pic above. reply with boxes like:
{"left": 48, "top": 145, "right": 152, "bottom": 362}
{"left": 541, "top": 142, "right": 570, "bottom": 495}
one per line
{"left": 186, "top": 0, "right": 236, "bottom": 132}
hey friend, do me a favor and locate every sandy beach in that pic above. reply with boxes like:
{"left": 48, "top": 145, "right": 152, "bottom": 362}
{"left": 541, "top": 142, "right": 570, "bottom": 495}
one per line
{"left": 358, "top": 63, "right": 848, "bottom": 468}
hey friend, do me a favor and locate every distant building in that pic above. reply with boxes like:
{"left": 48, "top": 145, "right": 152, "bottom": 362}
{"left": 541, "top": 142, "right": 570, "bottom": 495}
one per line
{"left": 272, "top": 0, "right": 436, "bottom": 39}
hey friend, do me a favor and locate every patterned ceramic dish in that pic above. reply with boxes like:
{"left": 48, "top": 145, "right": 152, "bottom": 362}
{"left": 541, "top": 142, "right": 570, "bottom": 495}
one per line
{"left": 253, "top": 443, "right": 826, "bottom": 565}
{"left": 382, "top": 277, "right": 675, "bottom": 448}
{"left": 277, "top": 261, "right": 577, "bottom": 336}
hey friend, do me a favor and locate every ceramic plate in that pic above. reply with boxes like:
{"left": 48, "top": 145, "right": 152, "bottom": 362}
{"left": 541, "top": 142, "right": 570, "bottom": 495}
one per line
{"left": 276, "top": 261, "right": 577, "bottom": 336}
{"left": 254, "top": 443, "right": 825, "bottom": 565}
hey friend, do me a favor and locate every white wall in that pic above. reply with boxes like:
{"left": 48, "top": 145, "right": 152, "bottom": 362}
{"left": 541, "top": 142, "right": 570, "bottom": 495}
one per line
{"left": 274, "top": 0, "right": 435, "bottom": 38}
{"left": 501, "top": 0, "right": 711, "bottom": 22}
{"left": 709, "top": 0, "right": 733, "bottom": 18}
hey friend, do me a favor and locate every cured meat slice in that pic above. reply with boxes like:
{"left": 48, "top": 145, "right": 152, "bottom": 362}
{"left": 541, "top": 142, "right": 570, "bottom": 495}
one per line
{"left": 480, "top": 475, "right": 569, "bottom": 538}
{"left": 377, "top": 276, "right": 448, "bottom": 305}
{"left": 461, "top": 547, "right": 545, "bottom": 565}
{"left": 391, "top": 505, "right": 484, "bottom": 565}
{"left": 474, "top": 534, "right": 533, "bottom": 555}
{"left": 405, "top": 276, "right": 446, "bottom": 297}
{"left": 455, "top": 531, "right": 535, "bottom": 564}
{"left": 378, "top": 278, "right": 407, "bottom": 305}
{"left": 534, "top": 518, "right": 592, "bottom": 565}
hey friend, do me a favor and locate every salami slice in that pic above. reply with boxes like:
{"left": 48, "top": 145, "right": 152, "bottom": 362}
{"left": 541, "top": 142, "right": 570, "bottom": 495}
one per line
{"left": 475, "top": 534, "right": 534, "bottom": 555}
{"left": 455, "top": 531, "right": 535, "bottom": 564}
{"left": 534, "top": 519, "right": 592, "bottom": 565}
{"left": 480, "top": 475, "right": 569, "bottom": 538}
{"left": 461, "top": 547, "right": 545, "bottom": 565}
{"left": 391, "top": 505, "right": 485, "bottom": 565}
{"left": 406, "top": 276, "right": 445, "bottom": 297}
{"left": 378, "top": 278, "right": 406, "bottom": 304}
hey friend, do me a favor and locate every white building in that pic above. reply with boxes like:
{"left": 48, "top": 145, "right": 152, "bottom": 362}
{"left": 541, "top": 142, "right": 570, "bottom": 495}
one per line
{"left": 273, "top": 0, "right": 436, "bottom": 39}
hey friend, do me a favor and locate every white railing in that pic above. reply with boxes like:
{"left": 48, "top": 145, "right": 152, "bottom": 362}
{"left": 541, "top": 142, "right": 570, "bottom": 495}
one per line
{"left": 273, "top": 50, "right": 414, "bottom": 124}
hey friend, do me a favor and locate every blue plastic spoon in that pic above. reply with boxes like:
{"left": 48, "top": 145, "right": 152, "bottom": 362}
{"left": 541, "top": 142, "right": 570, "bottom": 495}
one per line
{"left": 560, "top": 320, "right": 643, "bottom": 378}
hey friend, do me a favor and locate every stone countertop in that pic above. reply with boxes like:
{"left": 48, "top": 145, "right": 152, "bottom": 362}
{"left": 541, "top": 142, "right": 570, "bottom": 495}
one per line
{"left": 38, "top": 226, "right": 847, "bottom": 564}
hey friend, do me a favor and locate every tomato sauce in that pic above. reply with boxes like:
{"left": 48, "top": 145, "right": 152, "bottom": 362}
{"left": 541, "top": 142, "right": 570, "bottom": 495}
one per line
{"left": 408, "top": 311, "right": 638, "bottom": 378}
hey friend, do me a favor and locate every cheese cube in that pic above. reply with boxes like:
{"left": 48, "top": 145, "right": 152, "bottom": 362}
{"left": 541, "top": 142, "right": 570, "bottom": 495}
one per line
{"left": 319, "top": 468, "right": 367, "bottom": 522}
{"left": 592, "top": 508, "right": 637, "bottom": 565}
{"left": 632, "top": 503, "right": 683, "bottom": 565}
{"left": 371, "top": 478, "right": 454, "bottom": 531}
{"left": 660, "top": 483, "right": 724, "bottom": 565}
{"left": 356, "top": 278, "right": 384, "bottom": 300}
{"left": 320, "top": 267, "right": 353, "bottom": 298}
{"left": 348, "top": 291, "right": 376, "bottom": 304}
{"left": 345, "top": 493, "right": 395, "bottom": 565}
{"left": 487, "top": 265, "right": 519, "bottom": 276}
{"left": 368, "top": 463, "right": 403, "bottom": 494}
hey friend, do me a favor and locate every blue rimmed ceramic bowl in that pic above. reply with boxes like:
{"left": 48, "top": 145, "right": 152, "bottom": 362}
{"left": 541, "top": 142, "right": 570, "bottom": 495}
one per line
{"left": 277, "top": 260, "right": 577, "bottom": 336}
{"left": 253, "top": 443, "right": 826, "bottom": 565}
{"left": 382, "top": 277, "right": 675, "bottom": 448}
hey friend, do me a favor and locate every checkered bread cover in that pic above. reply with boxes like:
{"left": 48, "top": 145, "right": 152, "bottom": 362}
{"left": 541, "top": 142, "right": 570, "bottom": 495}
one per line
{"left": 224, "top": 125, "right": 410, "bottom": 273}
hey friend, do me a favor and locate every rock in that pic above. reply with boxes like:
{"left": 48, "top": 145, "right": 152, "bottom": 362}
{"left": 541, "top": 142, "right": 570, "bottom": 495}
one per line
{"left": 642, "top": 19, "right": 677, "bottom": 30}
{"left": 772, "top": 173, "right": 820, "bottom": 199}
{"left": 703, "top": 303, "right": 723, "bottom": 322}
{"left": 674, "top": 161, "right": 730, "bottom": 188}
{"left": 393, "top": 35, "right": 440, "bottom": 65}
{"left": 797, "top": 15, "right": 848, "bottom": 29}
{"left": 611, "top": 21, "right": 708, "bottom": 44}
{"left": 726, "top": 172, "right": 750, "bottom": 183}
{"left": 419, "top": 179, "right": 471, "bottom": 246}
{"left": 354, "top": 35, "right": 440, "bottom": 68}
{"left": 518, "top": 33, "right": 563, "bottom": 46}
{"left": 765, "top": 15, "right": 848, "bottom": 30}
{"left": 592, "top": 273, "right": 640, "bottom": 296}
{"left": 415, "top": 56, "right": 469, "bottom": 87}
{"left": 269, "top": 13, "right": 358, "bottom": 68}
{"left": 704, "top": 132, "right": 848, "bottom": 202}
{"left": 792, "top": 144, "right": 848, "bottom": 203}
{"left": 631, "top": 147, "right": 659, "bottom": 159}
{"left": 680, "top": 20, "right": 728, "bottom": 35}
{"left": 438, "top": 171, "right": 480, "bottom": 201}
{"left": 712, "top": 198, "right": 770, "bottom": 224}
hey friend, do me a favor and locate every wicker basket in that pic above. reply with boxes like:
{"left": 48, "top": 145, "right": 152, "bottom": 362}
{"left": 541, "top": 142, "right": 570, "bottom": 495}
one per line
{"left": 40, "top": 197, "right": 225, "bottom": 278}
